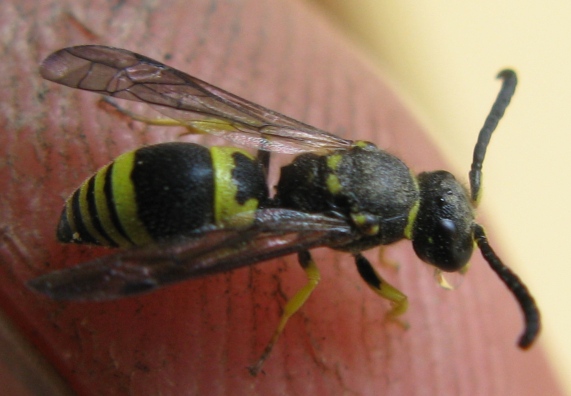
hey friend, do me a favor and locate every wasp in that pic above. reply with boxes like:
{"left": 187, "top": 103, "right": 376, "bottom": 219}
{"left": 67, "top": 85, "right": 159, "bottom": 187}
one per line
{"left": 30, "top": 46, "right": 540, "bottom": 375}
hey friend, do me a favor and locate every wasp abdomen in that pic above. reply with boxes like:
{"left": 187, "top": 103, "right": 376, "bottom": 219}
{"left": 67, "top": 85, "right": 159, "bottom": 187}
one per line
{"left": 57, "top": 142, "right": 268, "bottom": 247}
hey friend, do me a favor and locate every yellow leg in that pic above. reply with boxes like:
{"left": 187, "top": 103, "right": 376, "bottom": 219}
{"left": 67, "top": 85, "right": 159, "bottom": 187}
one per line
{"left": 102, "top": 97, "right": 208, "bottom": 134}
{"left": 103, "top": 98, "right": 274, "bottom": 156}
{"left": 248, "top": 251, "right": 320, "bottom": 376}
{"left": 377, "top": 245, "right": 400, "bottom": 270}
{"left": 355, "top": 254, "right": 408, "bottom": 328}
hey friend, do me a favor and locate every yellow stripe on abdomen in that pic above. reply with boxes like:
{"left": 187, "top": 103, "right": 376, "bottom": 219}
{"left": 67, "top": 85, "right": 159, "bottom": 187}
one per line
{"left": 90, "top": 163, "right": 134, "bottom": 247}
{"left": 76, "top": 177, "right": 111, "bottom": 245}
{"left": 108, "top": 151, "right": 154, "bottom": 246}
{"left": 211, "top": 147, "right": 259, "bottom": 227}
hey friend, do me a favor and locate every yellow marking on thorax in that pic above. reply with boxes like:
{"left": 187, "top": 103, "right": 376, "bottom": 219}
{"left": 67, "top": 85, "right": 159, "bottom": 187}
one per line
{"left": 326, "top": 153, "right": 343, "bottom": 170}
{"left": 350, "top": 212, "right": 380, "bottom": 236}
{"left": 404, "top": 172, "right": 421, "bottom": 240}
{"left": 326, "top": 174, "right": 342, "bottom": 194}
{"left": 354, "top": 140, "right": 371, "bottom": 148}
{"left": 326, "top": 153, "right": 343, "bottom": 194}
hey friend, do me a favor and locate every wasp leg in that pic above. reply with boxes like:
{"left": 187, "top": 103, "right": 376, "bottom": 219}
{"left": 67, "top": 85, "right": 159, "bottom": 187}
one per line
{"left": 248, "top": 250, "right": 320, "bottom": 376}
{"left": 355, "top": 253, "right": 408, "bottom": 328}
{"left": 378, "top": 245, "right": 400, "bottom": 270}
{"left": 103, "top": 97, "right": 273, "bottom": 172}
{"left": 102, "top": 97, "right": 209, "bottom": 134}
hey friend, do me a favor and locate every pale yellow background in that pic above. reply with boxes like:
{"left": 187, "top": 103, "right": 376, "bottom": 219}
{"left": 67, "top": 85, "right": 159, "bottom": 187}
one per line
{"left": 312, "top": 1, "right": 571, "bottom": 393}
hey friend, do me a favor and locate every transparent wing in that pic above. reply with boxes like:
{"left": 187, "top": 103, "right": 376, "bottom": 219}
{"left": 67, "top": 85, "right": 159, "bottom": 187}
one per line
{"left": 40, "top": 45, "right": 354, "bottom": 154}
{"left": 28, "top": 209, "right": 354, "bottom": 300}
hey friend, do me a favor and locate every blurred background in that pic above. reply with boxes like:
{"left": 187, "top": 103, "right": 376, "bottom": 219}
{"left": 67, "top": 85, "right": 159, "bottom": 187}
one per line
{"left": 311, "top": 1, "right": 571, "bottom": 393}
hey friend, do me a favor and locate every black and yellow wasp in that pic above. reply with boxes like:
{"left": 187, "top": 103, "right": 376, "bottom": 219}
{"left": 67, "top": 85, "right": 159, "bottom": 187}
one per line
{"left": 30, "top": 45, "right": 539, "bottom": 375}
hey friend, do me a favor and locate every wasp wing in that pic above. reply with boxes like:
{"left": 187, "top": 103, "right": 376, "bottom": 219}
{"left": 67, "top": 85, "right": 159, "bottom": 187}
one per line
{"left": 40, "top": 45, "right": 353, "bottom": 154}
{"left": 28, "top": 209, "right": 354, "bottom": 301}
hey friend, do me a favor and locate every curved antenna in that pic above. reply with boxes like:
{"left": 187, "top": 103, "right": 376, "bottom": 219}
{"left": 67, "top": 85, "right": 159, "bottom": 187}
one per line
{"left": 473, "top": 224, "right": 540, "bottom": 348}
{"left": 469, "top": 69, "right": 517, "bottom": 204}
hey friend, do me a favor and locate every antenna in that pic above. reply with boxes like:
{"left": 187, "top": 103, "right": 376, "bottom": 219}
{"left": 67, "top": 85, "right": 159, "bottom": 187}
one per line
{"left": 469, "top": 70, "right": 540, "bottom": 348}
{"left": 474, "top": 224, "right": 540, "bottom": 348}
{"left": 469, "top": 69, "right": 517, "bottom": 204}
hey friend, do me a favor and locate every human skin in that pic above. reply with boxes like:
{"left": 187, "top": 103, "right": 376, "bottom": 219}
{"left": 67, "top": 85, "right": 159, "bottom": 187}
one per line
{"left": 0, "top": 0, "right": 564, "bottom": 395}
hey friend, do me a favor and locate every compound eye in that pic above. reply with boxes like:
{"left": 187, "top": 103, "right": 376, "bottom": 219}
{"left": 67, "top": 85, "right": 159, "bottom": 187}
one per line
{"left": 413, "top": 218, "right": 473, "bottom": 272}
{"left": 439, "top": 218, "right": 457, "bottom": 235}
{"left": 436, "top": 222, "right": 474, "bottom": 272}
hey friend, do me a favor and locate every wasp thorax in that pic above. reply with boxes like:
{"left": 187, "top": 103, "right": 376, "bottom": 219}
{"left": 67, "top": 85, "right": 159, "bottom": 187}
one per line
{"left": 412, "top": 170, "right": 475, "bottom": 272}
